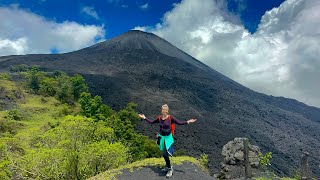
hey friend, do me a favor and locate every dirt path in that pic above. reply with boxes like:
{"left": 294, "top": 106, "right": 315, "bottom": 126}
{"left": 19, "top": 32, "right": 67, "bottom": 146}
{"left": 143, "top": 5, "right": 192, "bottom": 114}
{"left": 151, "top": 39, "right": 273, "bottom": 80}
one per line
{"left": 115, "top": 162, "right": 216, "bottom": 180}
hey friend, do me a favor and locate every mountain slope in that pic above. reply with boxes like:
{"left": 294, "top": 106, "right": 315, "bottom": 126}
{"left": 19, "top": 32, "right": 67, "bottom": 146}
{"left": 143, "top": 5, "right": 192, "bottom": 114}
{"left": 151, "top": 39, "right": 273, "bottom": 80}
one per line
{"left": 0, "top": 30, "right": 319, "bottom": 177}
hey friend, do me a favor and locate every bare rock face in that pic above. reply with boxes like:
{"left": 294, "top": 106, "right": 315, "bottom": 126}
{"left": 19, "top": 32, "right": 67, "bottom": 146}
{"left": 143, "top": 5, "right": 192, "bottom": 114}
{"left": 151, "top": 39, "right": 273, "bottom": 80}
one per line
{"left": 222, "top": 137, "right": 260, "bottom": 167}
{"left": 217, "top": 137, "right": 262, "bottom": 179}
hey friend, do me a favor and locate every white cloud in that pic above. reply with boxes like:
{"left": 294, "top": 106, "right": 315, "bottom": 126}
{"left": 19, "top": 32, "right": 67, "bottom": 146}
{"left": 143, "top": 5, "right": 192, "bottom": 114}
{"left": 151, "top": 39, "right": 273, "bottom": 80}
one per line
{"left": 81, "top": 6, "right": 99, "bottom": 20}
{"left": 0, "top": 38, "right": 28, "bottom": 55}
{"left": 140, "top": 3, "right": 149, "bottom": 10}
{"left": 0, "top": 6, "right": 105, "bottom": 56}
{"left": 133, "top": 26, "right": 148, "bottom": 31}
{"left": 134, "top": 0, "right": 320, "bottom": 108}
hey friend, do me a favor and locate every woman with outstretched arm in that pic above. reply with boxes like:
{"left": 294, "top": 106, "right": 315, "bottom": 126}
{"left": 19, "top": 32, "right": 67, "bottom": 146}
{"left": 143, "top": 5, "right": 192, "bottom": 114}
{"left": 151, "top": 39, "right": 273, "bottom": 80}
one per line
{"left": 138, "top": 104, "right": 197, "bottom": 178}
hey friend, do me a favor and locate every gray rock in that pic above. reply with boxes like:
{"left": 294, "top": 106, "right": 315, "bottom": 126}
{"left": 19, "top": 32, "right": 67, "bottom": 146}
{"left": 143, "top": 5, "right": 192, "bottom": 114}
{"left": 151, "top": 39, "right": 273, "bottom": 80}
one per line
{"left": 234, "top": 151, "right": 244, "bottom": 161}
{"left": 221, "top": 137, "right": 261, "bottom": 166}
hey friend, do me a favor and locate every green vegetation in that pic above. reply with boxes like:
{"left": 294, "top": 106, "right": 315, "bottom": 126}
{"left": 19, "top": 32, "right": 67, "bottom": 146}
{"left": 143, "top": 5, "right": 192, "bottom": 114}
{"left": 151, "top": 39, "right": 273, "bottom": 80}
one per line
{"left": 0, "top": 73, "right": 11, "bottom": 80}
{"left": 199, "top": 153, "right": 209, "bottom": 167}
{"left": 6, "top": 108, "right": 25, "bottom": 121}
{"left": 79, "top": 92, "right": 112, "bottom": 120}
{"left": 9, "top": 64, "right": 30, "bottom": 72}
{"left": 0, "top": 67, "right": 160, "bottom": 179}
{"left": 254, "top": 151, "right": 314, "bottom": 180}
{"left": 259, "top": 151, "right": 272, "bottom": 167}
{"left": 1, "top": 66, "right": 305, "bottom": 180}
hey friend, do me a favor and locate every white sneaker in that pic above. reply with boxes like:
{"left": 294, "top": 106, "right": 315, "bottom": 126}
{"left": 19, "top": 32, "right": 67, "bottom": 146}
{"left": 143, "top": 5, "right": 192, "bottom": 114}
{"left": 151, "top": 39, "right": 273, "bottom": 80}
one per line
{"left": 166, "top": 167, "right": 173, "bottom": 178}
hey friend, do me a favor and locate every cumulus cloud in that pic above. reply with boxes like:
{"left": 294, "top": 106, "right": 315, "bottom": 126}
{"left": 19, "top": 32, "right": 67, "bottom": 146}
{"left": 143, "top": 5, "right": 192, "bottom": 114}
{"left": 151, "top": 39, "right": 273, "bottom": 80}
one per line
{"left": 134, "top": 0, "right": 320, "bottom": 108}
{"left": 0, "top": 6, "right": 105, "bottom": 56}
{"left": 0, "top": 38, "right": 28, "bottom": 55}
{"left": 140, "top": 3, "right": 149, "bottom": 10}
{"left": 81, "top": 6, "right": 99, "bottom": 20}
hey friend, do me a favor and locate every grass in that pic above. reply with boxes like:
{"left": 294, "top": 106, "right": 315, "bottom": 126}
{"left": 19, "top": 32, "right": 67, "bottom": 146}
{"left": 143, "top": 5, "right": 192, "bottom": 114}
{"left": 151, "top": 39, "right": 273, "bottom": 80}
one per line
{"left": 0, "top": 111, "right": 6, "bottom": 119}
{"left": 0, "top": 79, "right": 17, "bottom": 91}
{"left": 0, "top": 78, "right": 80, "bottom": 149}
{"left": 0, "top": 79, "right": 24, "bottom": 106}
{"left": 14, "top": 94, "right": 80, "bottom": 148}
{"left": 88, "top": 156, "right": 208, "bottom": 180}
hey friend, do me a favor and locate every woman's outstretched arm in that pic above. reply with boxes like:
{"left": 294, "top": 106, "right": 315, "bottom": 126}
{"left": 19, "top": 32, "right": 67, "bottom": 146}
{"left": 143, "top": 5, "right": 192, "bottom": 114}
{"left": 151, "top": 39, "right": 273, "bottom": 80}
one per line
{"left": 171, "top": 115, "right": 197, "bottom": 125}
{"left": 138, "top": 114, "right": 159, "bottom": 124}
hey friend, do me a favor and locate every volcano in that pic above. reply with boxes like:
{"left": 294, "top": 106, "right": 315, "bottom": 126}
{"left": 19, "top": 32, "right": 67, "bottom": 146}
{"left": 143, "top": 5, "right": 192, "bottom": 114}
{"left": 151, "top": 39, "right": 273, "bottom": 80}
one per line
{"left": 0, "top": 30, "right": 319, "bottom": 176}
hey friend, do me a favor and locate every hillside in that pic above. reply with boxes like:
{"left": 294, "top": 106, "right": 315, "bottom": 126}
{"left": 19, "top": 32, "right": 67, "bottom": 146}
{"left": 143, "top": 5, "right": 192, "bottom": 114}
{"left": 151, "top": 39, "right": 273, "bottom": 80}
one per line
{"left": 0, "top": 71, "right": 164, "bottom": 179}
{"left": 0, "top": 30, "right": 319, "bottom": 176}
{"left": 0, "top": 71, "right": 309, "bottom": 180}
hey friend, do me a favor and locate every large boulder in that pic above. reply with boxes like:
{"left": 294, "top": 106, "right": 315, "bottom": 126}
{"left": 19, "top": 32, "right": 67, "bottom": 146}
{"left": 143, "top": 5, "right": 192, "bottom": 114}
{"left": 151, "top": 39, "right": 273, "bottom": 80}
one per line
{"left": 216, "top": 137, "right": 263, "bottom": 179}
{"left": 222, "top": 137, "right": 260, "bottom": 167}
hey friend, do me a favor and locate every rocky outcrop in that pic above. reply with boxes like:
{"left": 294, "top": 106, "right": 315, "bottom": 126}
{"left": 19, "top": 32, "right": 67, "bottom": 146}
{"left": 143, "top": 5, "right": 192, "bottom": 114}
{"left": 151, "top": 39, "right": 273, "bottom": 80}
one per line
{"left": 215, "top": 137, "right": 262, "bottom": 179}
{"left": 222, "top": 137, "right": 260, "bottom": 167}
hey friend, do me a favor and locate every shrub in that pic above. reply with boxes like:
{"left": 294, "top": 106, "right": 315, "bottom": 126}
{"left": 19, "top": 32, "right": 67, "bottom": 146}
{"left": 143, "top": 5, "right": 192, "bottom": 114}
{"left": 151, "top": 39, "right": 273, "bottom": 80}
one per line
{"left": 39, "top": 77, "right": 57, "bottom": 96}
{"left": 17, "top": 148, "right": 68, "bottom": 179}
{"left": 0, "top": 119, "right": 24, "bottom": 134}
{"left": 9, "top": 64, "right": 30, "bottom": 72}
{"left": 199, "top": 153, "right": 209, "bottom": 167}
{"left": 78, "top": 141, "right": 129, "bottom": 178}
{"left": 0, "top": 73, "right": 11, "bottom": 80}
{"left": 0, "top": 137, "right": 25, "bottom": 180}
{"left": 57, "top": 103, "right": 73, "bottom": 117}
{"left": 7, "top": 109, "right": 24, "bottom": 121}
{"left": 26, "top": 115, "right": 129, "bottom": 179}
{"left": 259, "top": 152, "right": 272, "bottom": 166}
{"left": 25, "top": 66, "right": 44, "bottom": 93}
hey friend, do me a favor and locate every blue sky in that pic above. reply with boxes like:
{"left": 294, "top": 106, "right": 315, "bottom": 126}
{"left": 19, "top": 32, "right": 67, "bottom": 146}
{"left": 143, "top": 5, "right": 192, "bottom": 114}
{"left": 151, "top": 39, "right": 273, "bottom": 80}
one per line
{"left": 0, "top": 0, "right": 284, "bottom": 38}
{"left": 226, "top": 0, "right": 285, "bottom": 32}
{"left": 1, "top": 0, "right": 320, "bottom": 108}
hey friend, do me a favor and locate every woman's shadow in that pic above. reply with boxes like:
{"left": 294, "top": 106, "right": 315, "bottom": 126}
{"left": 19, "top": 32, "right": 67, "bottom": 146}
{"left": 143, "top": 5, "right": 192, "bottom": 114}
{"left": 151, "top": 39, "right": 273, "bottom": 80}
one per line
{"left": 148, "top": 166, "right": 185, "bottom": 177}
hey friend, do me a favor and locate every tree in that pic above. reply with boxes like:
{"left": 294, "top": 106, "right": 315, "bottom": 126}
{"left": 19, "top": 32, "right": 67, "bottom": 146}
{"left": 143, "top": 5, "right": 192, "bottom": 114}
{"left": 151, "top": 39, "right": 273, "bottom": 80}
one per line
{"left": 25, "top": 66, "right": 44, "bottom": 93}
{"left": 9, "top": 64, "right": 29, "bottom": 72}
{"left": 109, "top": 102, "right": 160, "bottom": 161}
{"left": 78, "top": 141, "right": 129, "bottom": 178}
{"left": 71, "top": 74, "right": 88, "bottom": 100}
{"left": 25, "top": 115, "right": 127, "bottom": 179}
{"left": 55, "top": 74, "right": 73, "bottom": 104}
{"left": 79, "top": 92, "right": 113, "bottom": 120}
{"left": 39, "top": 77, "right": 58, "bottom": 96}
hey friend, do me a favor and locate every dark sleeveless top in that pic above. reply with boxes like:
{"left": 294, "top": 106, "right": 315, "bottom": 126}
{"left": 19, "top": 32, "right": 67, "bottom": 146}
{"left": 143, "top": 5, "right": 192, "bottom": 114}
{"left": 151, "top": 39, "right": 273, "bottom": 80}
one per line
{"left": 144, "top": 115, "right": 187, "bottom": 136}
